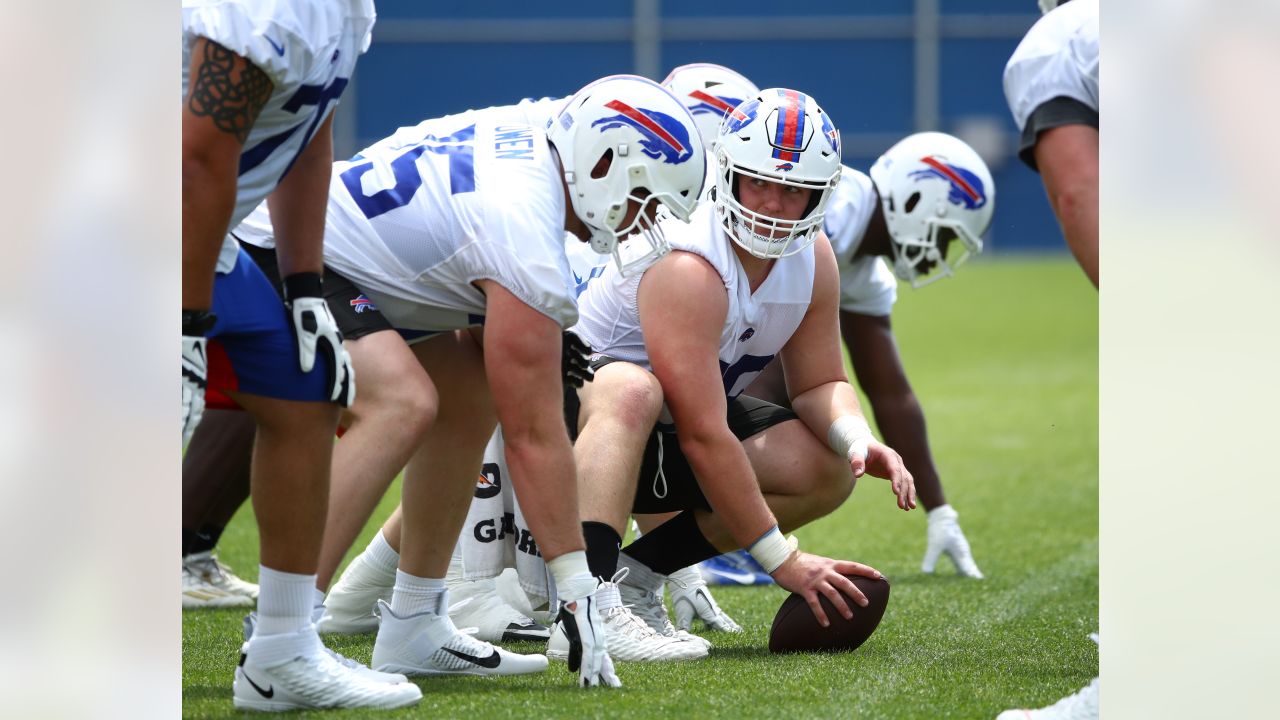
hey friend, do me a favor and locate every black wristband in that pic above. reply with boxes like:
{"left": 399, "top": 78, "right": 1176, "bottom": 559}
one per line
{"left": 282, "top": 272, "right": 324, "bottom": 301}
{"left": 182, "top": 309, "right": 218, "bottom": 337}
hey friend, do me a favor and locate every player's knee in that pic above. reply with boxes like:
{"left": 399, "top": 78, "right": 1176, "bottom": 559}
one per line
{"left": 350, "top": 370, "right": 438, "bottom": 441}
{"left": 810, "top": 449, "right": 855, "bottom": 514}
{"left": 596, "top": 365, "right": 663, "bottom": 431}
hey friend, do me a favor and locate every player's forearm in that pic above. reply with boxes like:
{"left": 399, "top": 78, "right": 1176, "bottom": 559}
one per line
{"left": 791, "top": 380, "right": 865, "bottom": 442}
{"left": 502, "top": 423, "right": 585, "bottom": 560}
{"left": 679, "top": 427, "right": 777, "bottom": 549}
{"left": 182, "top": 148, "right": 238, "bottom": 310}
{"left": 269, "top": 119, "right": 334, "bottom": 278}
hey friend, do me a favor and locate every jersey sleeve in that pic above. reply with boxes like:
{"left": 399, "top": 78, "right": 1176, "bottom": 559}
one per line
{"left": 838, "top": 256, "right": 897, "bottom": 317}
{"left": 183, "top": 0, "right": 347, "bottom": 90}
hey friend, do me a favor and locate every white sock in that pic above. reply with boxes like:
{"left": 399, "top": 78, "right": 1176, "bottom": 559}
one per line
{"left": 927, "top": 504, "right": 958, "bottom": 523}
{"left": 618, "top": 552, "right": 664, "bottom": 593}
{"left": 256, "top": 566, "right": 317, "bottom": 636}
{"left": 390, "top": 570, "right": 446, "bottom": 617}
{"left": 312, "top": 587, "right": 326, "bottom": 608}
{"left": 366, "top": 530, "right": 401, "bottom": 577}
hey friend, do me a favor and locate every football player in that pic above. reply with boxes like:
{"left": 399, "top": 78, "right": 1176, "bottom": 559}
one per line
{"left": 233, "top": 75, "right": 707, "bottom": 687}
{"left": 551, "top": 88, "right": 916, "bottom": 658}
{"left": 997, "top": 1, "right": 1099, "bottom": 718}
{"left": 181, "top": 0, "right": 421, "bottom": 712}
{"left": 1004, "top": 0, "right": 1099, "bottom": 288}
{"left": 658, "top": 64, "right": 991, "bottom": 592}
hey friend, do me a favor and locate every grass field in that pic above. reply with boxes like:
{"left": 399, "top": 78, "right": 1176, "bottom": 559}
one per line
{"left": 183, "top": 256, "right": 1098, "bottom": 719}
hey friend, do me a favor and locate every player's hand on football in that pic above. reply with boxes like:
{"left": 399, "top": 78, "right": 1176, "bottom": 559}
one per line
{"left": 850, "top": 440, "right": 916, "bottom": 511}
{"left": 283, "top": 273, "right": 356, "bottom": 407}
{"left": 557, "top": 585, "right": 622, "bottom": 688}
{"left": 667, "top": 566, "right": 743, "bottom": 633}
{"left": 771, "top": 551, "right": 883, "bottom": 628}
{"left": 181, "top": 334, "right": 208, "bottom": 444}
{"left": 562, "top": 330, "right": 595, "bottom": 388}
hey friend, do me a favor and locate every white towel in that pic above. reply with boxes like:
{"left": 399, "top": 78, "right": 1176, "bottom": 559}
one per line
{"left": 455, "top": 427, "right": 554, "bottom": 605}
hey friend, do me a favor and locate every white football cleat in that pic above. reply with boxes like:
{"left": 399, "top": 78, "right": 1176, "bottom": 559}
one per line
{"left": 242, "top": 613, "right": 407, "bottom": 685}
{"left": 445, "top": 558, "right": 550, "bottom": 643}
{"left": 547, "top": 572, "right": 708, "bottom": 662}
{"left": 319, "top": 550, "right": 395, "bottom": 634}
{"left": 995, "top": 677, "right": 1098, "bottom": 720}
{"left": 233, "top": 630, "right": 421, "bottom": 712}
{"left": 371, "top": 598, "right": 549, "bottom": 677}
{"left": 616, "top": 566, "right": 712, "bottom": 650}
{"left": 183, "top": 562, "right": 253, "bottom": 609}
{"left": 185, "top": 551, "right": 259, "bottom": 599}
{"left": 922, "top": 505, "right": 984, "bottom": 579}
{"left": 667, "top": 566, "right": 743, "bottom": 633}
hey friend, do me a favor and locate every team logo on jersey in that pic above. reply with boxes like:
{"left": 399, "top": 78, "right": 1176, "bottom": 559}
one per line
{"left": 774, "top": 162, "right": 794, "bottom": 172}
{"left": 770, "top": 90, "right": 808, "bottom": 162}
{"left": 910, "top": 156, "right": 987, "bottom": 210}
{"left": 687, "top": 89, "right": 748, "bottom": 120}
{"left": 593, "top": 100, "right": 693, "bottom": 165}
{"left": 349, "top": 295, "right": 378, "bottom": 314}
{"left": 723, "top": 98, "right": 760, "bottom": 134}
{"left": 475, "top": 462, "right": 501, "bottom": 500}
{"left": 738, "top": 328, "right": 755, "bottom": 342}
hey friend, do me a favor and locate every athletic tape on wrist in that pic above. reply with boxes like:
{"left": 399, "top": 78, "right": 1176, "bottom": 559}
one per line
{"left": 547, "top": 550, "right": 595, "bottom": 602}
{"left": 748, "top": 526, "right": 795, "bottom": 574}
{"left": 828, "top": 415, "right": 874, "bottom": 462}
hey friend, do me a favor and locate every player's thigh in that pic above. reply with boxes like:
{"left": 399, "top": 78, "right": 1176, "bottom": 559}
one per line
{"left": 343, "top": 328, "right": 438, "bottom": 428}
{"left": 410, "top": 327, "right": 495, "bottom": 435}
{"left": 734, "top": 399, "right": 850, "bottom": 497}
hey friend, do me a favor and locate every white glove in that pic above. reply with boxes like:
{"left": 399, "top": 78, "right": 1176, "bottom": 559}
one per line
{"left": 283, "top": 273, "right": 355, "bottom": 407}
{"left": 668, "top": 566, "right": 743, "bottom": 633}
{"left": 557, "top": 578, "right": 621, "bottom": 688}
{"left": 181, "top": 334, "right": 208, "bottom": 444}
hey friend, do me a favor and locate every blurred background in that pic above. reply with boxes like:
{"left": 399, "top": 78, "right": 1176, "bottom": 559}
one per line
{"left": 334, "top": 0, "right": 1056, "bottom": 253}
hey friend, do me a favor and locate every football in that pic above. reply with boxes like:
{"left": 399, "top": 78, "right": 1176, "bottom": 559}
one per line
{"left": 767, "top": 575, "right": 891, "bottom": 654}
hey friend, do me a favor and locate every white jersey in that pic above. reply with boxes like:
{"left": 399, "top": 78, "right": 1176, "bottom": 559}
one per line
{"left": 572, "top": 203, "right": 815, "bottom": 399}
{"left": 1003, "top": 0, "right": 1099, "bottom": 132}
{"left": 183, "top": 0, "right": 375, "bottom": 272}
{"left": 823, "top": 166, "right": 898, "bottom": 317}
{"left": 236, "top": 108, "right": 579, "bottom": 330}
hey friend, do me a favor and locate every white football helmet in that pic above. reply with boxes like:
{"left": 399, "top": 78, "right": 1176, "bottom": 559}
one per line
{"left": 869, "top": 132, "right": 995, "bottom": 288}
{"left": 660, "top": 63, "right": 760, "bottom": 147}
{"left": 545, "top": 75, "right": 706, "bottom": 275}
{"left": 713, "top": 88, "right": 842, "bottom": 259}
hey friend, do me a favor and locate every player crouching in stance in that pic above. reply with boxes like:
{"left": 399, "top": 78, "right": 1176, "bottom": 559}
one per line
{"left": 240, "top": 75, "right": 707, "bottom": 687}
{"left": 553, "top": 89, "right": 916, "bottom": 656}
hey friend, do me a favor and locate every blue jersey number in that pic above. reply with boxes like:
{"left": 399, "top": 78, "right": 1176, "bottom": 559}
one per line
{"left": 720, "top": 353, "right": 775, "bottom": 398}
{"left": 340, "top": 124, "right": 476, "bottom": 220}
{"left": 239, "top": 77, "right": 349, "bottom": 179}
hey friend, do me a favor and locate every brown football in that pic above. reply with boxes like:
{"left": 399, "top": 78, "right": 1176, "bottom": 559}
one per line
{"left": 768, "top": 575, "right": 891, "bottom": 654}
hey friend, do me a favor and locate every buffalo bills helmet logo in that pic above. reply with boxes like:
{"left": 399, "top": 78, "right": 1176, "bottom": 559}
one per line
{"left": 592, "top": 100, "right": 694, "bottom": 165}
{"left": 686, "top": 89, "right": 748, "bottom": 121}
{"left": 774, "top": 163, "right": 794, "bottom": 172}
{"left": 723, "top": 98, "right": 760, "bottom": 134}
{"left": 819, "top": 111, "right": 839, "bottom": 155}
{"left": 909, "top": 156, "right": 987, "bottom": 210}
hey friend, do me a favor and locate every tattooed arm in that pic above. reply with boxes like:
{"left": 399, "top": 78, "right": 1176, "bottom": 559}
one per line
{"left": 182, "top": 37, "right": 273, "bottom": 309}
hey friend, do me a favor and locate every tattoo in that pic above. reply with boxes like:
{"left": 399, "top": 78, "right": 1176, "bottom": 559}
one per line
{"left": 187, "top": 40, "right": 273, "bottom": 144}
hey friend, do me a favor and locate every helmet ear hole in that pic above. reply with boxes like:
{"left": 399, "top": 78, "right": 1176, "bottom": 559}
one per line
{"left": 590, "top": 149, "right": 614, "bottom": 179}
{"left": 904, "top": 192, "right": 921, "bottom": 213}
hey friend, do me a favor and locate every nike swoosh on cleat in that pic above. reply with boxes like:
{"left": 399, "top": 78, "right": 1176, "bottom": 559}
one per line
{"left": 705, "top": 568, "right": 758, "bottom": 585}
{"left": 442, "top": 646, "right": 501, "bottom": 669}
{"left": 242, "top": 670, "right": 274, "bottom": 698}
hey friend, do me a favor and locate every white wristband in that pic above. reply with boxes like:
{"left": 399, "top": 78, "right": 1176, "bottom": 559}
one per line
{"left": 748, "top": 526, "right": 796, "bottom": 574}
{"left": 828, "top": 415, "right": 874, "bottom": 462}
{"left": 547, "top": 550, "right": 595, "bottom": 602}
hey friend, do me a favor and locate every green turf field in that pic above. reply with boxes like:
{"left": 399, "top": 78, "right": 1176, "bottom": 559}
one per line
{"left": 183, "top": 256, "right": 1098, "bottom": 719}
